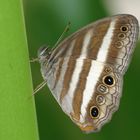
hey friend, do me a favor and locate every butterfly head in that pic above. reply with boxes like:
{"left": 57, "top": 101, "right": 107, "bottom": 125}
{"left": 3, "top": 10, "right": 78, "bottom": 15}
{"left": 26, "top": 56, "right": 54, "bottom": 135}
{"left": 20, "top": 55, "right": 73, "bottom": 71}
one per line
{"left": 38, "top": 45, "right": 51, "bottom": 62}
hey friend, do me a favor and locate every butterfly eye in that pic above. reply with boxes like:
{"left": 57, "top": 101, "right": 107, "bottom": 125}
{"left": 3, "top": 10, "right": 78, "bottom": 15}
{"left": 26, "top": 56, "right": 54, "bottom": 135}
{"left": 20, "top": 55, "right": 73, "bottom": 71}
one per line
{"left": 38, "top": 45, "right": 50, "bottom": 56}
{"left": 103, "top": 75, "right": 115, "bottom": 87}
{"left": 120, "top": 25, "right": 129, "bottom": 32}
{"left": 90, "top": 106, "right": 99, "bottom": 118}
{"left": 38, "top": 45, "right": 51, "bottom": 60}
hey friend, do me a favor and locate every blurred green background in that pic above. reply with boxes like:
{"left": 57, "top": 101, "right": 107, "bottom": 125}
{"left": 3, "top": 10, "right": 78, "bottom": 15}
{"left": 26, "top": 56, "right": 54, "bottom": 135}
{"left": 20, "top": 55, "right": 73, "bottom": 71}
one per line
{"left": 23, "top": 0, "right": 140, "bottom": 139}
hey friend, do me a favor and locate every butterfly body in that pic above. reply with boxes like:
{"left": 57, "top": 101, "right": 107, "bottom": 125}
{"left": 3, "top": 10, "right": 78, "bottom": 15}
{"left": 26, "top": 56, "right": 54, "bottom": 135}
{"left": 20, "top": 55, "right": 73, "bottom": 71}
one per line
{"left": 38, "top": 14, "right": 139, "bottom": 133}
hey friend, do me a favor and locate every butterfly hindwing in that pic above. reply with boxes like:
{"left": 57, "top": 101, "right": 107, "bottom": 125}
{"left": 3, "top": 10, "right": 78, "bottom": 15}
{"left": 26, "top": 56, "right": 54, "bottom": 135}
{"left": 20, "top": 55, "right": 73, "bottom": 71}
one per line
{"left": 83, "top": 62, "right": 123, "bottom": 131}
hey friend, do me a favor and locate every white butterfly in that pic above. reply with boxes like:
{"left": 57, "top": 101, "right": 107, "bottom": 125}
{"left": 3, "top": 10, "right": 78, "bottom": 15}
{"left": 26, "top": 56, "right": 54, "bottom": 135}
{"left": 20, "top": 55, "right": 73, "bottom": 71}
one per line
{"left": 33, "top": 14, "right": 139, "bottom": 133}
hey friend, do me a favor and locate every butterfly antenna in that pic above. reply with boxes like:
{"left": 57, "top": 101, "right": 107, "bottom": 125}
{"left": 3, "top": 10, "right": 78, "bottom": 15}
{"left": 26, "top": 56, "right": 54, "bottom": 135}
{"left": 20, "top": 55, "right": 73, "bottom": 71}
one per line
{"left": 53, "top": 22, "right": 71, "bottom": 49}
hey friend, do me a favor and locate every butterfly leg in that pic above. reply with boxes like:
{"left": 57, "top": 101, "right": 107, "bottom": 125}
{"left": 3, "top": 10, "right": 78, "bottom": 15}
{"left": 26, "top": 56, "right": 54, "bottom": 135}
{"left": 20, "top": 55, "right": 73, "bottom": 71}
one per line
{"left": 33, "top": 80, "right": 47, "bottom": 95}
{"left": 30, "top": 57, "right": 39, "bottom": 62}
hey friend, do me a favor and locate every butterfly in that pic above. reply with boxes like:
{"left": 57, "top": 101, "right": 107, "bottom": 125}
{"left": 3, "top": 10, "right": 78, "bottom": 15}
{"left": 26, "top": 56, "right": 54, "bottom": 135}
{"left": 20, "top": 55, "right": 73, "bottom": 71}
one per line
{"left": 35, "top": 14, "right": 139, "bottom": 133}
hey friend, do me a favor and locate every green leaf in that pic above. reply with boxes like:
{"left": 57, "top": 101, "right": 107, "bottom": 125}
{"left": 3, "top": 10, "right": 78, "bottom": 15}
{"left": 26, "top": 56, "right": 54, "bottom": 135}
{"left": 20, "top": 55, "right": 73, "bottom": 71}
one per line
{"left": 0, "top": 0, "right": 39, "bottom": 140}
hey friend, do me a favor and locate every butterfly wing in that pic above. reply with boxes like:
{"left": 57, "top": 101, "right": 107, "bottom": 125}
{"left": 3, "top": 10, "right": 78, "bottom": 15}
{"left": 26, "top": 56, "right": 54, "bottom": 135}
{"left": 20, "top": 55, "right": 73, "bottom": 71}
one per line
{"left": 41, "top": 14, "right": 113, "bottom": 103}
{"left": 39, "top": 14, "right": 139, "bottom": 133}
{"left": 97, "top": 15, "right": 139, "bottom": 75}
{"left": 78, "top": 61, "right": 123, "bottom": 132}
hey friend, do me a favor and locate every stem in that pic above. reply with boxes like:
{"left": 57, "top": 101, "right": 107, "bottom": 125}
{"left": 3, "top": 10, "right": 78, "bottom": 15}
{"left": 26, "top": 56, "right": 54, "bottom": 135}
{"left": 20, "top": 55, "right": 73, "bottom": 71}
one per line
{"left": 0, "top": 0, "right": 39, "bottom": 140}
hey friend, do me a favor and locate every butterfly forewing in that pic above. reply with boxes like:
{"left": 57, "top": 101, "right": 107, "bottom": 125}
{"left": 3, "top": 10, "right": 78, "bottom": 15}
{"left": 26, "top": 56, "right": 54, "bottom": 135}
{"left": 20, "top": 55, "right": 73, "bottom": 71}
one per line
{"left": 38, "top": 14, "right": 139, "bottom": 133}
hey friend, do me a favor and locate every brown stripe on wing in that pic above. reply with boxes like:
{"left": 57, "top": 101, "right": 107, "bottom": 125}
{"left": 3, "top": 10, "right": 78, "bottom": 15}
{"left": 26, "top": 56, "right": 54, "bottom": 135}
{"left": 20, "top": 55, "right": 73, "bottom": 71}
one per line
{"left": 105, "top": 15, "right": 139, "bottom": 74}
{"left": 87, "top": 20, "right": 111, "bottom": 60}
{"left": 59, "top": 34, "right": 85, "bottom": 103}
{"left": 52, "top": 58, "right": 64, "bottom": 89}
{"left": 72, "top": 59, "right": 92, "bottom": 121}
